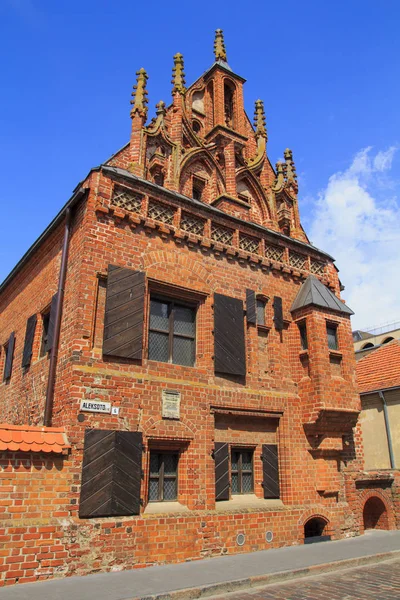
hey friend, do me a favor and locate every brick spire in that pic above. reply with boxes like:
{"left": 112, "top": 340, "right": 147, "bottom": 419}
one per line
{"left": 171, "top": 53, "right": 186, "bottom": 94}
{"left": 214, "top": 29, "right": 227, "bottom": 62}
{"left": 254, "top": 99, "right": 267, "bottom": 139}
{"left": 130, "top": 68, "right": 149, "bottom": 119}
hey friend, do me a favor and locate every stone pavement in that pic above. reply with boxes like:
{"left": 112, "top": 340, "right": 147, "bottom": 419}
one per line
{"left": 206, "top": 557, "right": 400, "bottom": 599}
{"left": 0, "top": 530, "right": 400, "bottom": 600}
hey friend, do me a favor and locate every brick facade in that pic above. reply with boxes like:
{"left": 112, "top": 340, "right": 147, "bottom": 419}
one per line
{"left": 0, "top": 31, "right": 398, "bottom": 586}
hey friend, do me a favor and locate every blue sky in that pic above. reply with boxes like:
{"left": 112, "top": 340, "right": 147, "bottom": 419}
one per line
{"left": 1, "top": 0, "right": 399, "bottom": 329}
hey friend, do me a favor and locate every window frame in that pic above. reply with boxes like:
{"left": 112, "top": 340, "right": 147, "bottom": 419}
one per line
{"left": 326, "top": 322, "right": 339, "bottom": 351}
{"left": 148, "top": 451, "right": 179, "bottom": 502}
{"left": 298, "top": 321, "right": 308, "bottom": 351}
{"left": 231, "top": 447, "right": 254, "bottom": 495}
{"left": 39, "top": 309, "right": 51, "bottom": 358}
{"left": 192, "top": 176, "right": 206, "bottom": 201}
{"left": 148, "top": 295, "right": 197, "bottom": 367}
{"left": 256, "top": 298, "right": 266, "bottom": 326}
{"left": 2, "top": 342, "right": 9, "bottom": 382}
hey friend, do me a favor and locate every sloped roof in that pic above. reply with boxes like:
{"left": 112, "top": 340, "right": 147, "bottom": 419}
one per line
{"left": 291, "top": 275, "right": 354, "bottom": 315}
{"left": 357, "top": 339, "right": 400, "bottom": 394}
{"left": 0, "top": 424, "right": 71, "bottom": 454}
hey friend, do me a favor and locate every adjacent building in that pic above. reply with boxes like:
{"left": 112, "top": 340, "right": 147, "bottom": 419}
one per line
{"left": 0, "top": 31, "right": 398, "bottom": 586}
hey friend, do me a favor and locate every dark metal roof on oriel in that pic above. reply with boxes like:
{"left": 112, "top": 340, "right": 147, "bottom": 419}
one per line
{"left": 291, "top": 275, "right": 354, "bottom": 315}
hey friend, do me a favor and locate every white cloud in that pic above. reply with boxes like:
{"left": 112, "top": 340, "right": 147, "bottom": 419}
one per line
{"left": 308, "top": 147, "right": 400, "bottom": 330}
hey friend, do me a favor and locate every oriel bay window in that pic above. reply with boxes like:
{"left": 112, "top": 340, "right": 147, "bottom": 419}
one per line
{"left": 148, "top": 298, "right": 196, "bottom": 366}
{"left": 231, "top": 448, "right": 254, "bottom": 494}
{"left": 148, "top": 452, "right": 178, "bottom": 502}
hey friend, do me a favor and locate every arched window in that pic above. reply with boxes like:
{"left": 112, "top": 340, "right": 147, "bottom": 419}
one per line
{"left": 382, "top": 337, "right": 394, "bottom": 344}
{"left": 224, "top": 80, "right": 235, "bottom": 128}
{"left": 361, "top": 342, "right": 374, "bottom": 349}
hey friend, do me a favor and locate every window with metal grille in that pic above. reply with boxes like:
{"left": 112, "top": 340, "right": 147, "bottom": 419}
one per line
{"left": 231, "top": 449, "right": 254, "bottom": 494}
{"left": 148, "top": 452, "right": 178, "bottom": 502}
{"left": 299, "top": 322, "right": 308, "bottom": 350}
{"left": 148, "top": 298, "right": 196, "bottom": 366}
{"left": 326, "top": 324, "right": 338, "bottom": 350}
{"left": 40, "top": 311, "right": 50, "bottom": 357}
{"left": 256, "top": 299, "right": 266, "bottom": 326}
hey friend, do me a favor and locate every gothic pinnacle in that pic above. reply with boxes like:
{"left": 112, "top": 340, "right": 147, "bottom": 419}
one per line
{"left": 172, "top": 53, "right": 186, "bottom": 94}
{"left": 214, "top": 29, "right": 227, "bottom": 62}
{"left": 254, "top": 99, "right": 267, "bottom": 139}
{"left": 284, "top": 148, "right": 297, "bottom": 183}
{"left": 130, "top": 68, "right": 149, "bottom": 119}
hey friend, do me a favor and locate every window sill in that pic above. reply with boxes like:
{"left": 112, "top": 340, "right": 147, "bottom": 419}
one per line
{"left": 216, "top": 494, "right": 283, "bottom": 512}
{"left": 329, "top": 350, "right": 342, "bottom": 359}
{"left": 299, "top": 349, "right": 309, "bottom": 357}
{"left": 257, "top": 324, "right": 270, "bottom": 333}
{"left": 143, "top": 501, "right": 190, "bottom": 515}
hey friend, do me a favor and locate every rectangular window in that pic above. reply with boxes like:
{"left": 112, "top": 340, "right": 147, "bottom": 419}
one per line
{"left": 148, "top": 452, "right": 178, "bottom": 502}
{"left": 2, "top": 342, "right": 9, "bottom": 381}
{"left": 192, "top": 177, "right": 205, "bottom": 201}
{"left": 231, "top": 449, "right": 254, "bottom": 495}
{"left": 256, "top": 299, "right": 266, "bottom": 326}
{"left": 299, "top": 322, "right": 308, "bottom": 350}
{"left": 326, "top": 324, "right": 338, "bottom": 350}
{"left": 149, "top": 298, "right": 196, "bottom": 366}
{"left": 40, "top": 311, "right": 51, "bottom": 357}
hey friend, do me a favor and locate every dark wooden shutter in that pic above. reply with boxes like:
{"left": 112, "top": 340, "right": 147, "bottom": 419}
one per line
{"left": 214, "top": 442, "right": 230, "bottom": 501}
{"left": 4, "top": 332, "right": 15, "bottom": 380}
{"left": 246, "top": 289, "right": 257, "bottom": 325}
{"left": 262, "top": 444, "right": 280, "bottom": 499}
{"left": 22, "top": 315, "right": 37, "bottom": 368}
{"left": 45, "top": 292, "right": 58, "bottom": 353}
{"left": 103, "top": 265, "right": 145, "bottom": 359}
{"left": 273, "top": 296, "right": 283, "bottom": 331}
{"left": 79, "top": 429, "right": 143, "bottom": 518}
{"left": 214, "top": 293, "right": 246, "bottom": 376}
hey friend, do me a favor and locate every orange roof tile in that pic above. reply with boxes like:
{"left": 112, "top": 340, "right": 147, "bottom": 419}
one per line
{"left": 356, "top": 339, "right": 400, "bottom": 394}
{"left": 0, "top": 424, "right": 71, "bottom": 454}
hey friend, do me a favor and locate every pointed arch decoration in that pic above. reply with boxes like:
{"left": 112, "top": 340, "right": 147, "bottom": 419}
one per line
{"left": 236, "top": 166, "right": 271, "bottom": 222}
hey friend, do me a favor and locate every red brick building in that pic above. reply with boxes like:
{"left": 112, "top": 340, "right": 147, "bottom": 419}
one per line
{"left": 0, "top": 30, "right": 397, "bottom": 586}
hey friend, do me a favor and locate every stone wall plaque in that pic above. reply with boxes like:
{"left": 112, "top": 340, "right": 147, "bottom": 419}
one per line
{"left": 162, "top": 390, "right": 181, "bottom": 420}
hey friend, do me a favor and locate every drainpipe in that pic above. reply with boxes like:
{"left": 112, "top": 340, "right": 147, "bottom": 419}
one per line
{"left": 43, "top": 186, "right": 86, "bottom": 426}
{"left": 379, "top": 390, "right": 396, "bottom": 469}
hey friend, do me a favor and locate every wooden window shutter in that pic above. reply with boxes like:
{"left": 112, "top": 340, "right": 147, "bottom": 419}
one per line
{"left": 246, "top": 289, "right": 257, "bottom": 325}
{"left": 45, "top": 292, "right": 59, "bottom": 353}
{"left": 22, "top": 314, "right": 37, "bottom": 368}
{"left": 79, "top": 429, "right": 143, "bottom": 518}
{"left": 103, "top": 265, "right": 145, "bottom": 359}
{"left": 261, "top": 444, "right": 280, "bottom": 499}
{"left": 273, "top": 296, "right": 283, "bottom": 331}
{"left": 214, "top": 442, "right": 230, "bottom": 501}
{"left": 214, "top": 293, "right": 246, "bottom": 376}
{"left": 4, "top": 332, "right": 15, "bottom": 380}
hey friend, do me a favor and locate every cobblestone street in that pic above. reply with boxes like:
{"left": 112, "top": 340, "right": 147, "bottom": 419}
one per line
{"left": 207, "top": 558, "right": 400, "bottom": 600}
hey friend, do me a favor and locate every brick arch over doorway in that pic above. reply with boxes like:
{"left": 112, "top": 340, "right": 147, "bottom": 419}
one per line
{"left": 298, "top": 510, "right": 334, "bottom": 542}
{"left": 359, "top": 490, "right": 396, "bottom": 533}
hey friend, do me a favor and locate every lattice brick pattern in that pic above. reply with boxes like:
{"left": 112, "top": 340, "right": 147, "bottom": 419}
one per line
{"left": 111, "top": 186, "right": 142, "bottom": 213}
{"left": 239, "top": 234, "right": 260, "bottom": 254}
{"left": 180, "top": 212, "right": 205, "bottom": 236}
{"left": 211, "top": 224, "right": 234, "bottom": 245}
{"left": 289, "top": 252, "right": 307, "bottom": 270}
{"left": 148, "top": 200, "right": 175, "bottom": 225}
{"left": 265, "top": 244, "right": 284, "bottom": 262}
{"left": 311, "top": 259, "right": 325, "bottom": 276}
